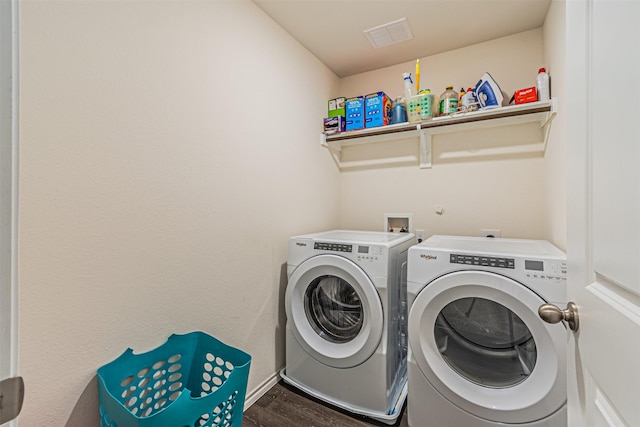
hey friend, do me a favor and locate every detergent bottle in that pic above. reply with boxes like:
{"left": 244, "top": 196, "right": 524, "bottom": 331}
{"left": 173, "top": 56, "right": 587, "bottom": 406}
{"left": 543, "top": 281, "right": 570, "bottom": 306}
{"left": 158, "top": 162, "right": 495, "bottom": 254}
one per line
{"left": 462, "top": 87, "right": 478, "bottom": 112}
{"left": 536, "top": 68, "right": 550, "bottom": 101}
{"left": 439, "top": 86, "right": 458, "bottom": 116}
{"left": 391, "top": 97, "right": 408, "bottom": 124}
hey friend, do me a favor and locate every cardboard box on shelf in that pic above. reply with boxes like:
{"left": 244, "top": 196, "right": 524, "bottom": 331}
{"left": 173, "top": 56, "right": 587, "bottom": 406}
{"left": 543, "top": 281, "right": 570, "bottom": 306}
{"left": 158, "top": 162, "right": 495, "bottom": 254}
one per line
{"left": 364, "top": 91, "right": 392, "bottom": 128}
{"left": 328, "top": 97, "right": 346, "bottom": 118}
{"left": 324, "top": 116, "right": 345, "bottom": 134}
{"left": 514, "top": 86, "right": 538, "bottom": 104}
{"left": 345, "top": 96, "right": 365, "bottom": 131}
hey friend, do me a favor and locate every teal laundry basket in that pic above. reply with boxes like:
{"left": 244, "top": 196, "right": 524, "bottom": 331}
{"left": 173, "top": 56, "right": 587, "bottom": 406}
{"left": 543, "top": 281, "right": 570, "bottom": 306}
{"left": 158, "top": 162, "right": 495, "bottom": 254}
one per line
{"left": 97, "top": 331, "right": 251, "bottom": 427}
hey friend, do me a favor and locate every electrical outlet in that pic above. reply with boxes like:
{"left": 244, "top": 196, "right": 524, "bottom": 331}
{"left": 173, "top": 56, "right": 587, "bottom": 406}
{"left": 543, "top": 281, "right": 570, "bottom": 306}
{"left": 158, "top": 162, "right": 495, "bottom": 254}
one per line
{"left": 481, "top": 229, "right": 501, "bottom": 238}
{"left": 416, "top": 229, "right": 426, "bottom": 244}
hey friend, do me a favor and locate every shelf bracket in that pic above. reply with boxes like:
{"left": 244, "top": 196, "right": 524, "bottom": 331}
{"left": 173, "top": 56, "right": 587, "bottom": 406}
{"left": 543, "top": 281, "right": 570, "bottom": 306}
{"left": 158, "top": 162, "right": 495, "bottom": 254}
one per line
{"left": 320, "top": 133, "right": 345, "bottom": 169}
{"left": 540, "top": 98, "right": 558, "bottom": 152}
{"left": 419, "top": 127, "right": 432, "bottom": 169}
{"left": 320, "top": 133, "right": 329, "bottom": 149}
{"left": 541, "top": 98, "right": 558, "bottom": 128}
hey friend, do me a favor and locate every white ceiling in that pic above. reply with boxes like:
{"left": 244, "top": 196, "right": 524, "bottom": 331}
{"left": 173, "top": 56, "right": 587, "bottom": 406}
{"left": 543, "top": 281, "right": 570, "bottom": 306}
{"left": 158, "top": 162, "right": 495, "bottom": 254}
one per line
{"left": 252, "top": 0, "right": 552, "bottom": 78}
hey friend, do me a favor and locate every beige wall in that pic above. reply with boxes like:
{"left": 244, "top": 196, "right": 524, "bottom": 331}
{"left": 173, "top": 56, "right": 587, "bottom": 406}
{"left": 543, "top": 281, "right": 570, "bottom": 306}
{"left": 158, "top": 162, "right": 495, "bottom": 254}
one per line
{"left": 19, "top": 1, "right": 339, "bottom": 425}
{"left": 337, "top": 30, "right": 551, "bottom": 240}
{"left": 542, "top": 0, "right": 567, "bottom": 251}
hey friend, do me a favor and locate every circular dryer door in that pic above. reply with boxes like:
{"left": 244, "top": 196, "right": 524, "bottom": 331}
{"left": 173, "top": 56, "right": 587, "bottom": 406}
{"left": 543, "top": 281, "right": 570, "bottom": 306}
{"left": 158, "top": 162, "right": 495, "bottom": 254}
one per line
{"left": 408, "top": 271, "right": 566, "bottom": 424}
{"left": 286, "top": 254, "right": 384, "bottom": 368}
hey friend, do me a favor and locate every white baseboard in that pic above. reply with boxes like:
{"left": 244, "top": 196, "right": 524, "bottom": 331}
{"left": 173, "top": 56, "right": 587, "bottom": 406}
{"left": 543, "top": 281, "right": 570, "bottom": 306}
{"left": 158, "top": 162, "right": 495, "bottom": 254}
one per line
{"left": 243, "top": 369, "right": 282, "bottom": 410}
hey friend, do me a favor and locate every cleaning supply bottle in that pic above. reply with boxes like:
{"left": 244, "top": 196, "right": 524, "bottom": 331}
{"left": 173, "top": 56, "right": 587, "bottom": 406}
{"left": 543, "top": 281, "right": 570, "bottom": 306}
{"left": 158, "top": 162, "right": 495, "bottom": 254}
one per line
{"left": 439, "top": 86, "right": 458, "bottom": 116}
{"left": 403, "top": 73, "right": 415, "bottom": 99}
{"left": 462, "top": 87, "right": 478, "bottom": 112}
{"left": 391, "top": 97, "right": 408, "bottom": 124}
{"left": 536, "top": 68, "right": 550, "bottom": 101}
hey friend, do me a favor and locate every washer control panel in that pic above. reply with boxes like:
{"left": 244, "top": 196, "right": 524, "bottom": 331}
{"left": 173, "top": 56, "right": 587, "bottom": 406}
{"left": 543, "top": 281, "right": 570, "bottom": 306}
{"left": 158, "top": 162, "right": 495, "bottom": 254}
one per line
{"left": 314, "top": 242, "right": 352, "bottom": 252}
{"left": 355, "top": 245, "right": 384, "bottom": 262}
{"left": 313, "top": 241, "right": 385, "bottom": 263}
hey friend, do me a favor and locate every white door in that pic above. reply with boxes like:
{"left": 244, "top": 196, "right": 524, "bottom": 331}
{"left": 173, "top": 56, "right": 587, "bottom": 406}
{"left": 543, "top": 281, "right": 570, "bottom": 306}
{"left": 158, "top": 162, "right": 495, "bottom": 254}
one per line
{"left": 0, "top": 0, "right": 23, "bottom": 425}
{"left": 565, "top": 0, "right": 640, "bottom": 426}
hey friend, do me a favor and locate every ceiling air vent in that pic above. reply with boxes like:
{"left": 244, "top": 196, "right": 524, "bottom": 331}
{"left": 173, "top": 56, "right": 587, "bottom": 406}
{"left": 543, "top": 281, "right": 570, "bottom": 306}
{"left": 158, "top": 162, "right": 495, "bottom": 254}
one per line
{"left": 363, "top": 17, "right": 413, "bottom": 49}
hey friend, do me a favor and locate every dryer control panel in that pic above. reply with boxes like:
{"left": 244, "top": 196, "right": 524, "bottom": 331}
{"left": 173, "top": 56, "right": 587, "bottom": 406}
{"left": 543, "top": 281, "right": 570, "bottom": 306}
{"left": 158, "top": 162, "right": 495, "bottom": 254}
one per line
{"left": 449, "top": 252, "right": 567, "bottom": 282}
{"left": 450, "top": 254, "right": 514, "bottom": 269}
{"left": 524, "top": 259, "right": 567, "bottom": 282}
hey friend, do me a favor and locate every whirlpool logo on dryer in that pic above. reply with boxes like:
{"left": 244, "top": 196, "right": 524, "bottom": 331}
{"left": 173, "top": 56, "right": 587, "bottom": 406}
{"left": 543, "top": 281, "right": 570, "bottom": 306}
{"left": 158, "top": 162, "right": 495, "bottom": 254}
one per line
{"left": 420, "top": 254, "right": 437, "bottom": 260}
{"left": 296, "top": 242, "right": 307, "bottom": 247}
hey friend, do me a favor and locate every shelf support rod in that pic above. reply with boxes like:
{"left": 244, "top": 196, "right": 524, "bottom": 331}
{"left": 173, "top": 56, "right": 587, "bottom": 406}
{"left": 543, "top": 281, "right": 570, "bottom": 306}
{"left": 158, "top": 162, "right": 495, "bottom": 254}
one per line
{"left": 320, "top": 133, "right": 345, "bottom": 170}
{"left": 540, "top": 98, "right": 558, "bottom": 128}
{"left": 419, "top": 126, "right": 432, "bottom": 169}
{"left": 539, "top": 98, "right": 558, "bottom": 153}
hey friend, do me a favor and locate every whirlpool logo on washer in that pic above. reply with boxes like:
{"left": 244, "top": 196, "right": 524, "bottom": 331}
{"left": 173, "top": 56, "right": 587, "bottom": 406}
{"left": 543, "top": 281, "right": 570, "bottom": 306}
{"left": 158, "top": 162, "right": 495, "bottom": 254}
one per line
{"left": 420, "top": 254, "right": 437, "bottom": 260}
{"left": 296, "top": 242, "right": 307, "bottom": 247}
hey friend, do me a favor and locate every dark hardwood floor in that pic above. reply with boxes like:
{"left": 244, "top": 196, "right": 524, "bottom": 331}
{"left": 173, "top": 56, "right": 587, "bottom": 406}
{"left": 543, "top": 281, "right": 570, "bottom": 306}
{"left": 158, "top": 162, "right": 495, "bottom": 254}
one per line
{"left": 243, "top": 381, "right": 409, "bottom": 427}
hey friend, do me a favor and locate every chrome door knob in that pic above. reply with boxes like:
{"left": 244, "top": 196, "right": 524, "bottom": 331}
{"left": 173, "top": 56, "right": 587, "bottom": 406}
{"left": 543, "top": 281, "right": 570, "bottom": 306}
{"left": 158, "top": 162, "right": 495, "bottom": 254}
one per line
{"left": 538, "top": 302, "right": 579, "bottom": 332}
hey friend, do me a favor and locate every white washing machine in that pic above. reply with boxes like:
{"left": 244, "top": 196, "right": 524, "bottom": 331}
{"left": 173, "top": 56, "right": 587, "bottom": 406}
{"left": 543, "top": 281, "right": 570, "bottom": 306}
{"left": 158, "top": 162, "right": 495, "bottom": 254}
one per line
{"left": 406, "top": 235, "right": 567, "bottom": 427}
{"left": 281, "top": 230, "right": 414, "bottom": 424}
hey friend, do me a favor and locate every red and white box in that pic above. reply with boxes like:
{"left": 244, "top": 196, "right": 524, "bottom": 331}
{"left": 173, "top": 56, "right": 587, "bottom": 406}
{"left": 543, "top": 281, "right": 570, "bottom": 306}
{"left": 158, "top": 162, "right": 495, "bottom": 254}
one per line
{"left": 514, "top": 86, "right": 538, "bottom": 104}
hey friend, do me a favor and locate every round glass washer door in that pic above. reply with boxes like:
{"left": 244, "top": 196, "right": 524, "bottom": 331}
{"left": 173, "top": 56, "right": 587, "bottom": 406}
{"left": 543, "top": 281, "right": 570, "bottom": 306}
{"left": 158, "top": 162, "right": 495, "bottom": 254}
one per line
{"left": 408, "top": 270, "right": 566, "bottom": 424}
{"left": 286, "top": 254, "right": 384, "bottom": 368}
